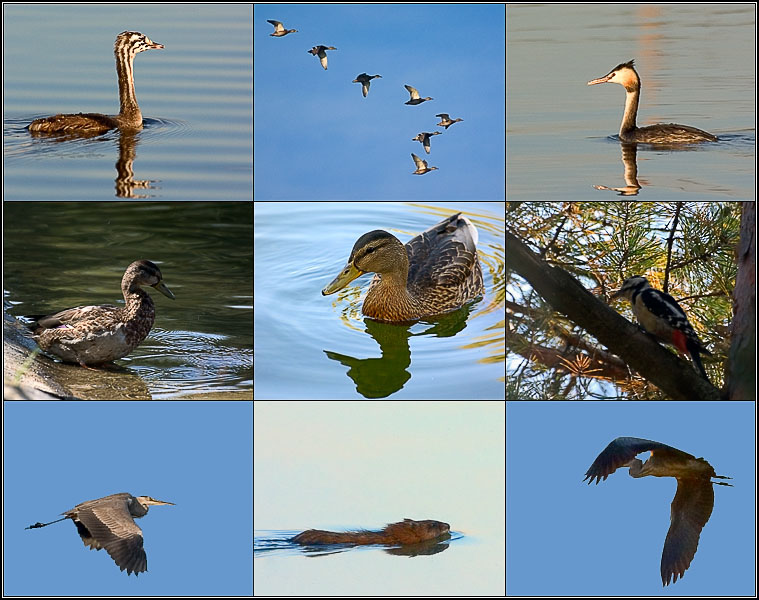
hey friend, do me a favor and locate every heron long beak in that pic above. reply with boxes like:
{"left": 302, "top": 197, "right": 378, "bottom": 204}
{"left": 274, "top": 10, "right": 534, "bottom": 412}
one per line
{"left": 145, "top": 498, "right": 175, "bottom": 506}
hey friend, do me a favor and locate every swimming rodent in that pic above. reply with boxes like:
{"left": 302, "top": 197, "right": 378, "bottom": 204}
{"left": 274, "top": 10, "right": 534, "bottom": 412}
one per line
{"left": 291, "top": 518, "right": 450, "bottom": 545}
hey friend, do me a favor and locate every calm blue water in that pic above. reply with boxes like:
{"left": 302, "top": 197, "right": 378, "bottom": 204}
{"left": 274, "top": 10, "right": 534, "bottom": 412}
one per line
{"left": 254, "top": 202, "right": 505, "bottom": 399}
{"left": 3, "top": 4, "right": 252, "bottom": 200}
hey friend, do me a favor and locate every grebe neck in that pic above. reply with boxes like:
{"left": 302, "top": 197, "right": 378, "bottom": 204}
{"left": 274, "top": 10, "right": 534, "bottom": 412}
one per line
{"left": 27, "top": 31, "right": 162, "bottom": 136}
{"left": 115, "top": 36, "right": 141, "bottom": 127}
{"left": 620, "top": 85, "right": 639, "bottom": 139}
{"left": 113, "top": 31, "right": 164, "bottom": 130}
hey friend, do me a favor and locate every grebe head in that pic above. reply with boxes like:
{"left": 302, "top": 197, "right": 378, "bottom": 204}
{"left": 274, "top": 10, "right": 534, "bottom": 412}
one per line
{"left": 587, "top": 59, "right": 717, "bottom": 144}
{"left": 587, "top": 59, "right": 639, "bottom": 91}
{"left": 115, "top": 31, "right": 164, "bottom": 57}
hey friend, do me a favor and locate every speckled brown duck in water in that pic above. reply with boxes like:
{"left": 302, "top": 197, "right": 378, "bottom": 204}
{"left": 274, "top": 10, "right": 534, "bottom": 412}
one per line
{"left": 322, "top": 213, "right": 484, "bottom": 322}
{"left": 27, "top": 260, "right": 174, "bottom": 366}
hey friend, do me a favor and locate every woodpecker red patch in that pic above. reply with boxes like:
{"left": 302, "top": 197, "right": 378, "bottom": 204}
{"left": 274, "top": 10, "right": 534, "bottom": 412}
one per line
{"left": 670, "top": 329, "right": 689, "bottom": 356}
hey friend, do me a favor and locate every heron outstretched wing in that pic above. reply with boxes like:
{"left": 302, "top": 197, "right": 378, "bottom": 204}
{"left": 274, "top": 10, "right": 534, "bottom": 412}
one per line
{"left": 583, "top": 437, "right": 694, "bottom": 484}
{"left": 661, "top": 478, "right": 715, "bottom": 586}
{"left": 70, "top": 494, "right": 147, "bottom": 575}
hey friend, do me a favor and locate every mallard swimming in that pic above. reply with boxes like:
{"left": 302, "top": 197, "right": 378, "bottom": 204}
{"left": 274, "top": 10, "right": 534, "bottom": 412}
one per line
{"left": 353, "top": 73, "right": 382, "bottom": 97}
{"left": 27, "top": 260, "right": 174, "bottom": 367}
{"left": 404, "top": 85, "right": 433, "bottom": 105}
{"left": 412, "top": 131, "right": 442, "bottom": 154}
{"left": 267, "top": 20, "right": 298, "bottom": 37}
{"left": 308, "top": 45, "right": 336, "bottom": 70}
{"left": 435, "top": 113, "right": 464, "bottom": 129}
{"left": 322, "top": 213, "right": 484, "bottom": 322}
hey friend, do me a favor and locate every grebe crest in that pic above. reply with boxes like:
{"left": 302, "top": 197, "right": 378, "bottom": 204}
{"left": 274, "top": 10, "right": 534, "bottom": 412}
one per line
{"left": 588, "top": 59, "right": 717, "bottom": 145}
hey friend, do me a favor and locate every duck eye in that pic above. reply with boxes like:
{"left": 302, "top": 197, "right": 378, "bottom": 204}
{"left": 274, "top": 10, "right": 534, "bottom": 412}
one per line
{"left": 366, "top": 247, "right": 375, "bottom": 254}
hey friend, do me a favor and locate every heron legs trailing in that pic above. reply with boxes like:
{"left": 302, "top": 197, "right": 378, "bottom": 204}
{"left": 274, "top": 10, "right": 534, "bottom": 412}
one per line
{"left": 25, "top": 517, "right": 67, "bottom": 529}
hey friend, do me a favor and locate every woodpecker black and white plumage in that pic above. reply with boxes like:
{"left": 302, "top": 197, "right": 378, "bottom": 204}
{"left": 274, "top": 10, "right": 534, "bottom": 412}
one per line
{"left": 611, "top": 276, "right": 712, "bottom": 381}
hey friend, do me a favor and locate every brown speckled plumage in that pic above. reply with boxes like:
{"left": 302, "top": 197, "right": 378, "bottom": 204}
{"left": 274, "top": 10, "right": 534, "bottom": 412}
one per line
{"left": 27, "top": 260, "right": 174, "bottom": 366}
{"left": 322, "top": 213, "right": 484, "bottom": 322}
{"left": 28, "top": 31, "right": 163, "bottom": 135}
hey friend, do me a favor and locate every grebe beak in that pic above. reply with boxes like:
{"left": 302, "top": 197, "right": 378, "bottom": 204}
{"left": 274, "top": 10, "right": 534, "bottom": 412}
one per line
{"left": 587, "top": 72, "right": 615, "bottom": 86}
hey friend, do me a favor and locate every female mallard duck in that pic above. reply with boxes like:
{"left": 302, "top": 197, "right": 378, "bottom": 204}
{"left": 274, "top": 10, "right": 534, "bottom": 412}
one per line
{"left": 27, "top": 260, "right": 175, "bottom": 366}
{"left": 322, "top": 214, "right": 484, "bottom": 322}
{"left": 308, "top": 45, "right": 337, "bottom": 70}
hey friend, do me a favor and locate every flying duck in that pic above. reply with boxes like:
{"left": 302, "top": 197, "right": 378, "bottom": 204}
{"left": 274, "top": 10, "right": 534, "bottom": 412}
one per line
{"left": 404, "top": 85, "right": 433, "bottom": 105}
{"left": 411, "top": 153, "right": 438, "bottom": 175}
{"left": 308, "top": 45, "right": 336, "bottom": 70}
{"left": 411, "top": 131, "right": 442, "bottom": 154}
{"left": 436, "top": 113, "right": 464, "bottom": 129}
{"left": 267, "top": 20, "right": 297, "bottom": 37}
{"left": 352, "top": 73, "right": 382, "bottom": 97}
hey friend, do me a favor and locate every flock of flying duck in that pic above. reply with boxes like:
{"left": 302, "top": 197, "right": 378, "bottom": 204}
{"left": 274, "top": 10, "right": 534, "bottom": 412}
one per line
{"left": 267, "top": 19, "right": 464, "bottom": 175}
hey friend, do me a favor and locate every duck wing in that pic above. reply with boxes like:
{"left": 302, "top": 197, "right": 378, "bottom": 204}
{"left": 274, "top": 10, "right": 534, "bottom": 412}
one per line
{"left": 405, "top": 85, "right": 420, "bottom": 100}
{"left": 405, "top": 213, "right": 483, "bottom": 303}
{"left": 28, "top": 305, "right": 122, "bottom": 330}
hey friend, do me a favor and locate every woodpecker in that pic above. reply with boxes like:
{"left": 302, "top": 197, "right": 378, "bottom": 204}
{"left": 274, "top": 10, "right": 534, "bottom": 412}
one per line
{"left": 611, "top": 276, "right": 712, "bottom": 381}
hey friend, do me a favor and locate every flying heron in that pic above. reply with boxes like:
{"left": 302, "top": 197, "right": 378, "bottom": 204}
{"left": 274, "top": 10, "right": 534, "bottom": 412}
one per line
{"left": 26, "top": 492, "right": 174, "bottom": 575}
{"left": 584, "top": 437, "right": 732, "bottom": 586}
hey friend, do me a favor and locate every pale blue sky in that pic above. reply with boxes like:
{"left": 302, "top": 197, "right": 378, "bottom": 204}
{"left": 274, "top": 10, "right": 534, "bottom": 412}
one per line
{"left": 4, "top": 401, "right": 253, "bottom": 595}
{"left": 506, "top": 401, "right": 755, "bottom": 596}
{"left": 254, "top": 3, "right": 505, "bottom": 199}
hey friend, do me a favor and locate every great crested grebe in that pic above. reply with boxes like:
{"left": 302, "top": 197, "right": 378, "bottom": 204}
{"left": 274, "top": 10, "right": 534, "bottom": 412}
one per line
{"left": 587, "top": 59, "right": 717, "bottom": 144}
{"left": 28, "top": 31, "right": 163, "bottom": 135}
